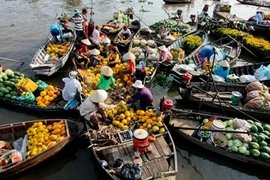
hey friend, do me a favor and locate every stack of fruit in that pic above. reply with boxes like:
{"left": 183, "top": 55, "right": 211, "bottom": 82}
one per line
{"left": 35, "top": 85, "right": 61, "bottom": 107}
{"left": 26, "top": 120, "right": 66, "bottom": 158}
{"left": 146, "top": 67, "right": 155, "bottom": 76}
{"left": 45, "top": 41, "right": 71, "bottom": 58}
{"left": 0, "top": 69, "right": 25, "bottom": 100}
{"left": 104, "top": 100, "right": 166, "bottom": 135}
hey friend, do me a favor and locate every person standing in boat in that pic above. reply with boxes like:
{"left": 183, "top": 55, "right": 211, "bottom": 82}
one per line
{"left": 126, "top": 80, "right": 153, "bottom": 110}
{"left": 201, "top": 4, "right": 209, "bottom": 15}
{"left": 62, "top": 71, "right": 82, "bottom": 101}
{"left": 96, "top": 66, "right": 116, "bottom": 91}
{"left": 78, "top": 90, "right": 116, "bottom": 130}
{"left": 50, "top": 24, "right": 65, "bottom": 42}
{"left": 121, "top": 26, "right": 131, "bottom": 40}
{"left": 71, "top": 44, "right": 90, "bottom": 70}
{"left": 91, "top": 25, "right": 101, "bottom": 49}
{"left": 176, "top": 9, "right": 183, "bottom": 22}
{"left": 158, "top": 45, "right": 172, "bottom": 62}
{"left": 89, "top": 48, "right": 101, "bottom": 67}
{"left": 69, "top": 9, "right": 86, "bottom": 42}
{"left": 213, "top": 60, "right": 230, "bottom": 80}
{"left": 254, "top": 11, "right": 263, "bottom": 25}
{"left": 82, "top": 7, "right": 89, "bottom": 39}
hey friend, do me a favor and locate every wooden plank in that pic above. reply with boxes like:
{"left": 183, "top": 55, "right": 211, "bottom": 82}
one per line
{"left": 141, "top": 164, "right": 151, "bottom": 179}
{"left": 107, "top": 147, "right": 122, "bottom": 166}
{"left": 156, "top": 136, "right": 171, "bottom": 156}
{"left": 145, "top": 142, "right": 161, "bottom": 160}
{"left": 102, "top": 149, "right": 115, "bottom": 168}
{"left": 154, "top": 138, "right": 165, "bottom": 157}
{"left": 145, "top": 161, "right": 157, "bottom": 177}
{"left": 140, "top": 151, "right": 149, "bottom": 162}
{"left": 118, "top": 146, "right": 133, "bottom": 164}
{"left": 170, "top": 118, "right": 198, "bottom": 136}
{"left": 151, "top": 159, "right": 160, "bottom": 175}
{"left": 159, "top": 157, "right": 169, "bottom": 172}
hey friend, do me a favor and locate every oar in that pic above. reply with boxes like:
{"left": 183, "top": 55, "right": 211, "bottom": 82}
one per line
{"left": 0, "top": 57, "right": 25, "bottom": 69}
{"left": 162, "top": 7, "right": 171, "bottom": 19}
{"left": 226, "top": 34, "right": 259, "bottom": 59}
{"left": 171, "top": 125, "right": 249, "bottom": 134}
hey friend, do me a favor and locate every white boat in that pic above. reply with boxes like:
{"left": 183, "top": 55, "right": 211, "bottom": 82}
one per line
{"left": 30, "top": 28, "right": 76, "bottom": 76}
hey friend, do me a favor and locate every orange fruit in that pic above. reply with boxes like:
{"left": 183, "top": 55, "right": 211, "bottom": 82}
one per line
{"left": 40, "top": 91, "right": 47, "bottom": 97}
{"left": 44, "top": 101, "right": 50, "bottom": 106}
{"left": 43, "top": 95, "right": 50, "bottom": 101}
{"left": 56, "top": 91, "right": 61, "bottom": 96}
{"left": 53, "top": 94, "right": 57, "bottom": 99}
{"left": 36, "top": 96, "right": 42, "bottom": 102}
{"left": 146, "top": 119, "right": 153, "bottom": 125}
{"left": 48, "top": 96, "right": 54, "bottom": 102}
{"left": 48, "top": 91, "right": 54, "bottom": 96}
{"left": 47, "top": 85, "right": 54, "bottom": 91}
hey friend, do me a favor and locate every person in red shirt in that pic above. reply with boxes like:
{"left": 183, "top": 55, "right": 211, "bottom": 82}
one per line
{"left": 119, "top": 52, "right": 136, "bottom": 80}
{"left": 80, "top": 39, "right": 91, "bottom": 54}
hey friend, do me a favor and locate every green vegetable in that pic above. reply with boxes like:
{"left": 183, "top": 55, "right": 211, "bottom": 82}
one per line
{"left": 233, "top": 139, "right": 242, "bottom": 147}
{"left": 257, "top": 134, "right": 265, "bottom": 142}
{"left": 254, "top": 122, "right": 263, "bottom": 132}
{"left": 249, "top": 142, "right": 260, "bottom": 150}
{"left": 225, "top": 133, "right": 232, "bottom": 140}
{"left": 5, "top": 69, "right": 14, "bottom": 77}
{"left": 247, "top": 120, "right": 254, "bottom": 125}
{"left": 227, "top": 119, "right": 233, "bottom": 126}
{"left": 252, "top": 136, "right": 258, "bottom": 143}
{"left": 245, "top": 150, "right": 250, "bottom": 156}
{"left": 259, "top": 141, "right": 268, "bottom": 147}
{"left": 213, "top": 138, "right": 224, "bottom": 145}
{"left": 262, "top": 130, "right": 270, "bottom": 136}
{"left": 203, "top": 118, "right": 209, "bottom": 124}
{"left": 250, "top": 149, "right": 260, "bottom": 157}
{"left": 261, "top": 146, "right": 270, "bottom": 154}
{"left": 230, "top": 146, "right": 238, "bottom": 152}
{"left": 242, "top": 142, "right": 249, "bottom": 149}
{"left": 263, "top": 124, "right": 270, "bottom": 132}
{"left": 260, "top": 152, "right": 270, "bottom": 160}
{"left": 250, "top": 125, "right": 258, "bottom": 133}
{"left": 228, "top": 140, "right": 233, "bottom": 147}
{"left": 239, "top": 146, "right": 247, "bottom": 154}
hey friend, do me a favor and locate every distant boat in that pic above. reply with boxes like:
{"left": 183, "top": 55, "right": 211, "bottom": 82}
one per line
{"left": 236, "top": 0, "right": 270, "bottom": 8}
{"left": 163, "top": 0, "right": 192, "bottom": 4}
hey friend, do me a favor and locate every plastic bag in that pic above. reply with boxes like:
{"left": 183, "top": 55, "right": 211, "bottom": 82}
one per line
{"left": 239, "top": 75, "right": 257, "bottom": 83}
{"left": 254, "top": 65, "right": 270, "bottom": 81}
{"left": 0, "top": 149, "right": 23, "bottom": 166}
{"left": 120, "top": 163, "right": 142, "bottom": 180}
{"left": 232, "top": 128, "right": 252, "bottom": 143}
{"left": 17, "top": 91, "right": 36, "bottom": 104}
{"left": 36, "top": 80, "right": 48, "bottom": 91}
{"left": 12, "top": 135, "right": 28, "bottom": 160}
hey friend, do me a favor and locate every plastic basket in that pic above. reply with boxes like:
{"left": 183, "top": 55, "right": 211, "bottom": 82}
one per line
{"left": 170, "top": 48, "right": 185, "bottom": 62}
{"left": 210, "top": 132, "right": 228, "bottom": 147}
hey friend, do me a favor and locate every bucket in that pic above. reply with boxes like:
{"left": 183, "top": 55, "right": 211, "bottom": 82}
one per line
{"left": 133, "top": 129, "right": 149, "bottom": 152}
{"left": 63, "top": 32, "right": 73, "bottom": 39}
{"left": 211, "top": 120, "right": 225, "bottom": 131}
{"left": 197, "top": 126, "right": 212, "bottom": 141}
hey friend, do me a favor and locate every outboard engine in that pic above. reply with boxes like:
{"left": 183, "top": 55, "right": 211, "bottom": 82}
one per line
{"left": 160, "top": 96, "right": 173, "bottom": 114}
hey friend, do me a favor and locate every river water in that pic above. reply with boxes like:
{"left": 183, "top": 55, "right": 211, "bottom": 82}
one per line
{"left": 0, "top": 0, "right": 269, "bottom": 179}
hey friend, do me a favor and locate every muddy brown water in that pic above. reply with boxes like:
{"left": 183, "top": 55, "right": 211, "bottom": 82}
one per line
{"left": 0, "top": 0, "right": 269, "bottom": 179}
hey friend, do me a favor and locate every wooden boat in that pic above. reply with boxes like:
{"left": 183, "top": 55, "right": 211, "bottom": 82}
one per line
{"left": 165, "top": 108, "right": 270, "bottom": 169}
{"left": 236, "top": 0, "right": 270, "bottom": 8}
{"left": 229, "top": 61, "right": 270, "bottom": 85}
{"left": 113, "top": 20, "right": 141, "bottom": 47}
{"left": 101, "top": 20, "right": 123, "bottom": 35}
{"left": 163, "top": 0, "right": 192, "bottom": 3}
{"left": 170, "top": 37, "right": 241, "bottom": 81}
{"left": 30, "top": 28, "right": 75, "bottom": 77}
{"left": 213, "top": 2, "right": 243, "bottom": 22}
{"left": 88, "top": 124, "right": 178, "bottom": 180}
{"left": 178, "top": 81, "right": 270, "bottom": 122}
{"left": 160, "top": 30, "right": 207, "bottom": 70}
{"left": 0, "top": 119, "right": 74, "bottom": 178}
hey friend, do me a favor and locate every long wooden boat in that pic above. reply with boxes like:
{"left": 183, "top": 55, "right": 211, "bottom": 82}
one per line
{"left": 101, "top": 20, "right": 123, "bottom": 35}
{"left": 236, "top": 0, "right": 270, "bottom": 8}
{"left": 170, "top": 38, "right": 241, "bottom": 81}
{"left": 229, "top": 61, "right": 270, "bottom": 85}
{"left": 178, "top": 81, "right": 270, "bottom": 122}
{"left": 0, "top": 119, "right": 73, "bottom": 179}
{"left": 163, "top": 0, "right": 192, "bottom": 3}
{"left": 113, "top": 20, "right": 141, "bottom": 48}
{"left": 88, "top": 124, "right": 178, "bottom": 180}
{"left": 160, "top": 30, "right": 207, "bottom": 70}
{"left": 30, "top": 28, "right": 75, "bottom": 77}
{"left": 213, "top": 2, "right": 243, "bottom": 22}
{"left": 246, "top": 21, "right": 270, "bottom": 33}
{"left": 165, "top": 108, "right": 270, "bottom": 169}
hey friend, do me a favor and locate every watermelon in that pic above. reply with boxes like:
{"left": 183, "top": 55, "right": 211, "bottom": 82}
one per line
{"left": 11, "top": 156, "right": 22, "bottom": 163}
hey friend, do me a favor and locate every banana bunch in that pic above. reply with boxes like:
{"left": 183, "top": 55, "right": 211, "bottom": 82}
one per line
{"left": 172, "top": 32, "right": 182, "bottom": 39}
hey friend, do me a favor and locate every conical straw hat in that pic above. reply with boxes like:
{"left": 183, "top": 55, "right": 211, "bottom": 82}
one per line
{"left": 90, "top": 90, "right": 108, "bottom": 103}
{"left": 123, "top": 52, "right": 135, "bottom": 61}
{"left": 90, "top": 48, "right": 100, "bottom": 55}
{"left": 101, "top": 66, "right": 113, "bottom": 76}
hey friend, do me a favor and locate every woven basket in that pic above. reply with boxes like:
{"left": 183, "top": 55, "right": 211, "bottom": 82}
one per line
{"left": 171, "top": 48, "right": 185, "bottom": 61}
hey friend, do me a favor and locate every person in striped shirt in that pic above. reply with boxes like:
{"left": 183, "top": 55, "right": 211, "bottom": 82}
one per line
{"left": 70, "top": 9, "right": 86, "bottom": 42}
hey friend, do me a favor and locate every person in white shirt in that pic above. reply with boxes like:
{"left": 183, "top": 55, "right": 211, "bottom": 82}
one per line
{"left": 91, "top": 25, "right": 101, "bottom": 48}
{"left": 78, "top": 90, "right": 116, "bottom": 130}
{"left": 62, "top": 71, "right": 82, "bottom": 101}
{"left": 121, "top": 26, "right": 131, "bottom": 40}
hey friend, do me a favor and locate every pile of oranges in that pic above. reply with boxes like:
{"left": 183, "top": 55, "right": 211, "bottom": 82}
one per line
{"left": 35, "top": 85, "right": 61, "bottom": 107}
{"left": 26, "top": 120, "right": 66, "bottom": 158}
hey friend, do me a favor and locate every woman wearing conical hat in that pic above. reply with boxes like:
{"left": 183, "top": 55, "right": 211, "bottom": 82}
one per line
{"left": 158, "top": 45, "right": 172, "bottom": 62}
{"left": 213, "top": 60, "right": 230, "bottom": 80}
{"left": 96, "top": 66, "right": 116, "bottom": 91}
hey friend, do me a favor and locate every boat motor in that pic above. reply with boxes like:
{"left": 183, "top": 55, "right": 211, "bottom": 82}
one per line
{"left": 160, "top": 96, "right": 173, "bottom": 114}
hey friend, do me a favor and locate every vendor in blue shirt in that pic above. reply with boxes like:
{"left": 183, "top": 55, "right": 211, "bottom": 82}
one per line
{"left": 199, "top": 45, "right": 220, "bottom": 68}
{"left": 50, "top": 24, "right": 65, "bottom": 42}
{"left": 214, "top": 60, "right": 230, "bottom": 80}
{"left": 255, "top": 11, "right": 263, "bottom": 24}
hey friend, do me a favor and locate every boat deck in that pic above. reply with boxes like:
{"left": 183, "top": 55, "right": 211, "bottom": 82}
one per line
{"left": 98, "top": 135, "right": 174, "bottom": 179}
{"left": 170, "top": 118, "right": 198, "bottom": 135}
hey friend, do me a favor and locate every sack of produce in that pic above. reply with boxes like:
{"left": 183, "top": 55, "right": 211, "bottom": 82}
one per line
{"left": 232, "top": 128, "right": 252, "bottom": 143}
{"left": 36, "top": 80, "right": 48, "bottom": 91}
{"left": 232, "top": 118, "right": 251, "bottom": 132}
{"left": 245, "top": 81, "right": 268, "bottom": 93}
{"left": 16, "top": 78, "right": 38, "bottom": 93}
{"left": 244, "top": 96, "right": 265, "bottom": 109}
{"left": 245, "top": 90, "right": 261, "bottom": 102}
{"left": 261, "top": 101, "right": 270, "bottom": 111}
{"left": 17, "top": 91, "right": 36, "bottom": 104}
